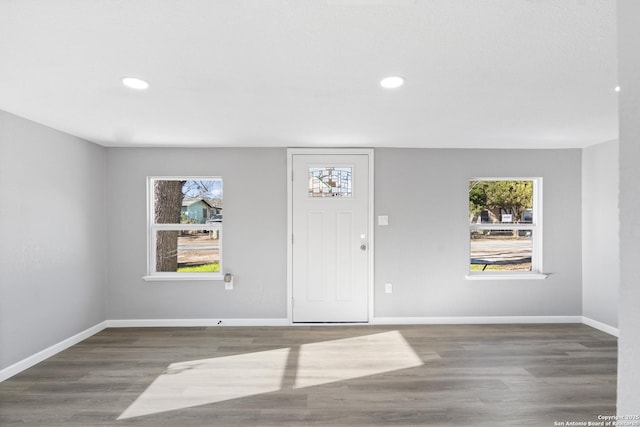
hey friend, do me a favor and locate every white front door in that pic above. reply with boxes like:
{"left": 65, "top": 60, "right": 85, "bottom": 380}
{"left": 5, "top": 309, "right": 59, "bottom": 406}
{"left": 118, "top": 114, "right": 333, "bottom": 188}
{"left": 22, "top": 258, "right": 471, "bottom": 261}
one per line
{"left": 291, "top": 153, "right": 370, "bottom": 322}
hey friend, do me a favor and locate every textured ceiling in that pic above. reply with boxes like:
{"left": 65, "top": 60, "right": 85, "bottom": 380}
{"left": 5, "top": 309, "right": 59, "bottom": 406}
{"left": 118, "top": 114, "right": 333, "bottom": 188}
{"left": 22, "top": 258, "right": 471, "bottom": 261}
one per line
{"left": 0, "top": 0, "right": 617, "bottom": 148}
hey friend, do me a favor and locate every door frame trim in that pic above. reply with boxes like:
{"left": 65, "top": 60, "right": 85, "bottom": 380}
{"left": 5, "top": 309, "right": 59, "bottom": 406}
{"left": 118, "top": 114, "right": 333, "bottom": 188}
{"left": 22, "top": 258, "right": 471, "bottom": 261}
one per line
{"left": 286, "top": 148, "right": 375, "bottom": 324}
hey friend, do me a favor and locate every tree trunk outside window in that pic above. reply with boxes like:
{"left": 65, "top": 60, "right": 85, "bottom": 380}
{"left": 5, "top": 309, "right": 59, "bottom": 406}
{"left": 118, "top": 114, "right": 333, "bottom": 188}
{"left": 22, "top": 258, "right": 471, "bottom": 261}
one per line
{"left": 154, "top": 180, "right": 185, "bottom": 272}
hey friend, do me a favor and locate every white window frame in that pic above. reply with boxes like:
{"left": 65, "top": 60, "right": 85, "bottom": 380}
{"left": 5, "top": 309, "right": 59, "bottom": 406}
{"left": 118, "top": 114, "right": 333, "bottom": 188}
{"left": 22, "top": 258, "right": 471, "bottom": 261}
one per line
{"left": 466, "top": 177, "right": 547, "bottom": 280}
{"left": 143, "top": 176, "right": 223, "bottom": 281}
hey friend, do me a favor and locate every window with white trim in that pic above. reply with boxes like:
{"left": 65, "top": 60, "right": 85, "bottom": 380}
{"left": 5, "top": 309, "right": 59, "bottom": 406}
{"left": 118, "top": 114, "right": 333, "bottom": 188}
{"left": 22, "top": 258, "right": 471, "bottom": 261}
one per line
{"left": 145, "top": 177, "right": 223, "bottom": 281}
{"left": 468, "top": 178, "right": 542, "bottom": 277}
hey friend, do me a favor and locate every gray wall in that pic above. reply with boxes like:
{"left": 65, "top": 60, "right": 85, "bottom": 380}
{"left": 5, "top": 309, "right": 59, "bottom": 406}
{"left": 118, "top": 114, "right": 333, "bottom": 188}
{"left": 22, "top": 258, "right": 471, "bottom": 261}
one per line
{"left": 0, "top": 110, "right": 107, "bottom": 370}
{"left": 105, "top": 148, "right": 288, "bottom": 319}
{"left": 374, "top": 148, "right": 582, "bottom": 318}
{"left": 618, "top": 0, "right": 640, "bottom": 414}
{"left": 106, "top": 147, "right": 583, "bottom": 322}
{"left": 582, "top": 140, "right": 619, "bottom": 329}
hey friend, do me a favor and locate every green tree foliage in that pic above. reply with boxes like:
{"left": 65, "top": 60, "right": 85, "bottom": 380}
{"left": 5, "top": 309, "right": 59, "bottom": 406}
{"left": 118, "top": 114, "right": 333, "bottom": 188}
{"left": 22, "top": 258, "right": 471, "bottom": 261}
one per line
{"left": 469, "top": 180, "right": 533, "bottom": 222}
{"left": 469, "top": 181, "right": 487, "bottom": 216}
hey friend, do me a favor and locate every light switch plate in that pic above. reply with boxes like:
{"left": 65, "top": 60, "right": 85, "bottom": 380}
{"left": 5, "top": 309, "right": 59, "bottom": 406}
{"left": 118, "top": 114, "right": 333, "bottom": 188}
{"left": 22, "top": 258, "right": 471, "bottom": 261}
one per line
{"left": 378, "top": 215, "right": 389, "bottom": 226}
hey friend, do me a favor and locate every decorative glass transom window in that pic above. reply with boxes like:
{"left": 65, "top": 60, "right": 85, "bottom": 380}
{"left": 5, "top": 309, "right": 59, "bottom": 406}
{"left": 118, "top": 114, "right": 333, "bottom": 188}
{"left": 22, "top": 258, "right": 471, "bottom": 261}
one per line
{"left": 308, "top": 167, "right": 352, "bottom": 197}
{"left": 145, "top": 177, "right": 223, "bottom": 281}
{"left": 468, "top": 178, "right": 543, "bottom": 277}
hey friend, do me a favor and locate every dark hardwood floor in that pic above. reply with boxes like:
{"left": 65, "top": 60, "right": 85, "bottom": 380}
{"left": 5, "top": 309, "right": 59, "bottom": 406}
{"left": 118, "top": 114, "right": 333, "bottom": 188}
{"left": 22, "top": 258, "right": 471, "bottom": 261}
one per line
{"left": 0, "top": 324, "right": 617, "bottom": 426}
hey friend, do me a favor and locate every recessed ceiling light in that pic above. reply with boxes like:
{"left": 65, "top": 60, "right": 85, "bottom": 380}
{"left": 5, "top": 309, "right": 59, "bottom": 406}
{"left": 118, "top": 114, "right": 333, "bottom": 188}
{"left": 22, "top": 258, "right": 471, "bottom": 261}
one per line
{"left": 615, "top": 86, "right": 621, "bottom": 92}
{"left": 121, "top": 77, "right": 149, "bottom": 90}
{"left": 380, "top": 76, "right": 405, "bottom": 89}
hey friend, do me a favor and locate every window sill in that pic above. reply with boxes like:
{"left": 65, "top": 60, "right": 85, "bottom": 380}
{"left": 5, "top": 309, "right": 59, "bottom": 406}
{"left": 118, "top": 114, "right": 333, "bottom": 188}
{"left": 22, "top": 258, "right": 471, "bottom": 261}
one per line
{"left": 143, "top": 274, "right": 224, "bottom": 282}
{"left": 465, "top": 272, "right": 549, "bottom": 281}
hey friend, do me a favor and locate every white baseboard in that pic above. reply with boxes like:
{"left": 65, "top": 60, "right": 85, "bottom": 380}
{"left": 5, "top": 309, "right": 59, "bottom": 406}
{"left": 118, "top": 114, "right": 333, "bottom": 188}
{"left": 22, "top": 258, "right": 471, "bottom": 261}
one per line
{"left": 0, "top": 321, "right": 108, "bottom": 382}
{"left": 582, "top": 316, "right": 619, "bottom": 337}
{"left": 372, "top": 316, "right": 583, "bottom": 325}
{"left": 106, "top": 318, "right": 290, "bottom": 327}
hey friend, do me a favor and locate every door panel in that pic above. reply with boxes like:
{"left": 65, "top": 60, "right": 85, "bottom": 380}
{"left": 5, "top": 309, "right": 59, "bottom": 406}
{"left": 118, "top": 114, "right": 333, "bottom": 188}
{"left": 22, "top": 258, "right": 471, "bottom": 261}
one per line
{"left": 306, "top": 210, "right": 324, "bottom": 301}
{"left": 335, "top": 211, "right": 353, "bottom": 301}
{"left": 292, "top": 154, "right": 369, "bottom": 322}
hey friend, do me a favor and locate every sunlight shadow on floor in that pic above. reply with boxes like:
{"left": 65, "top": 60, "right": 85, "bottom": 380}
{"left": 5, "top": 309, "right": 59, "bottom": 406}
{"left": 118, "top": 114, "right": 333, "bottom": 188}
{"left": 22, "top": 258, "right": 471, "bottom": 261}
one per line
{"left": 294, "top": 330, "right": 425, "bottom": 389}
{"left": 117, "top": 348, "right": 290, "bottom": 419}
{"left": 118, "top": 330, "right": 427, "bottom": 419}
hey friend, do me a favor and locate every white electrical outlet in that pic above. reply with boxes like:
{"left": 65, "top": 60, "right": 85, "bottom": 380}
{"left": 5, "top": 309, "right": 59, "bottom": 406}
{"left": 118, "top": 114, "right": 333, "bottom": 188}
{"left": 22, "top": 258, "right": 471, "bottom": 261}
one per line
{"left": 224, "top": 273, "right": 234, "bottom": 290}
{"left": 385, "top": 282, "right": 393, "bottom": 293}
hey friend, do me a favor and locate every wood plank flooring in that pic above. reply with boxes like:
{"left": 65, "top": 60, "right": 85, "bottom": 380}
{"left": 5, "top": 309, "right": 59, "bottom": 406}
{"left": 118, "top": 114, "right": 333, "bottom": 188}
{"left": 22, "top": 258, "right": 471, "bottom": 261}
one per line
{"left": 0, "top": 324, "right": 617, "bottom": 426}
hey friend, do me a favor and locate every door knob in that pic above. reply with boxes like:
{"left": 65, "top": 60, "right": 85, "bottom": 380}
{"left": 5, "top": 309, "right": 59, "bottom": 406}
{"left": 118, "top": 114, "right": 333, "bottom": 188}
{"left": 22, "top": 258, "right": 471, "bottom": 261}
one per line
{"left": 360, "top": 244, "right": 367, "bottom": 251}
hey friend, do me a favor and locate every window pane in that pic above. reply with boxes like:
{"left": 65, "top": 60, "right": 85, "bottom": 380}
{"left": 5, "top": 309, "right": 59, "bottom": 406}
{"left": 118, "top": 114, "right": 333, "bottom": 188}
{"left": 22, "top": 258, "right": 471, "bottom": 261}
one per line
{"left": 470, "top": 230, "right": 532, "bottom": 272}
{"left": 308, "top": 167, "right": 352, "bottom": 197}
{"left": 156, "top": 230, "right": 220, "bottom": 273}
{"left": 154, "top": 179, "right": 223, "bottom": 224}
{"left": 469, "top": 180, "right": 533, "bottom": 224}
